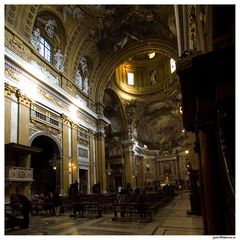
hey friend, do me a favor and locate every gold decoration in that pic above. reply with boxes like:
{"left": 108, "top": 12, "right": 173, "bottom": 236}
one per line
{"left": 187, "top": 5, "right": 198, "bottom": 49}
{"left": 88, "top": 129, "right": 95, "bottom": 137}
{"left": 60, "top": 113, "right": 72, "bottom": 125}
{"left": 71, "top": 122, "right": 78, "bottom": 129}
{"left": 33, "top": 121, "right": 60, "bottom": 135}
{"left": 38, "top": 88, "right": 69, "bottom": 111}
{"left": 9, "top": 35, "right": 31, "bottom": 62}
{"left": 5, "top": 67, "right": 20, "bottom": 82}
{"left": 5, "top": 83, "right": 17, "bottom": 97}
{"left": 29, "top": 127, "right": 39, "bottom": 137}
{"left": 16, "top": 89, "right": 32, "bottom": 107}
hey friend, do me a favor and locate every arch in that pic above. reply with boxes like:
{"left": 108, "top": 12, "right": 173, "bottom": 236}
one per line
{"left": 30, "top": 133, "right": 62, "bottom": 194}
{"left": 92, "top": 38, "right": 178, "bottom": 104}
{"left": 103, "top": 88, "right": 128, "bottom": 135}
{"left": 65, "top": 25, "right": 93, "bottom": 77}
{"left": 34, "top": 9, "right": 67, "bottom": 52}
{"left": 30, "top": 131, "right": 62, "bottom": 158}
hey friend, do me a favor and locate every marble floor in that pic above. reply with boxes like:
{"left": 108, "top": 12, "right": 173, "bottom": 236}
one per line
{"left": 5, "top": 190, "right": 204, "bottom": 236}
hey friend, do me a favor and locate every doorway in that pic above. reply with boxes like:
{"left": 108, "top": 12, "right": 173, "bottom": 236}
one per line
{"left": 31, "top": 135, "right": 61, "bottom": 195}
{"left": 79, "top": 169, "right": 88, "bottom": 194}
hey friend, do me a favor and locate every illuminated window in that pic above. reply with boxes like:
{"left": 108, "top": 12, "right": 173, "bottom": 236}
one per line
{"left": 39, "top": 37, "right": 52, "bottom": 62}
{"left": 148, "top": 52, "right": 155, "bottom": 59}
{"left": 170, "top": 58, "right": 176, "bottom": 73}
{"left": 127, "top": 72, "right": 134, "bottom": 85}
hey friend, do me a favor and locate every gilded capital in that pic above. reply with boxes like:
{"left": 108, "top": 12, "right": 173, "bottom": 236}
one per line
{"left": 60, "top": 113, "right": 72, "bottom": 125}
{"left": 88, "top": 129, "right": 95, "bottom": 138}
{"left": 71, "top": 122, "right": 78, "bottom": 129}
{"left": 5, "top": 83, "right": 17, "bottom": 98}
{"left": 16, "top": 89, "right": 32, "bottom": 107}
{"left": 96, "top": 131, "right": 106, "bottom": 138}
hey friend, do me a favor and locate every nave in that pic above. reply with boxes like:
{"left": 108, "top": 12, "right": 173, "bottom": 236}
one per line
{"left": 6, "top": 190, "right": 203, "bottom": 235}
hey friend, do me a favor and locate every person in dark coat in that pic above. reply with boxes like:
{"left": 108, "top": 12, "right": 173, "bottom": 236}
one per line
{"left": 53, "top": 192, "right": 61, "bottom": 216}
{"left": 136, "top": 188, "right": 145, "bottom": 218}
{"left": 18, "top": 194, "right": 32, "bottom": 228}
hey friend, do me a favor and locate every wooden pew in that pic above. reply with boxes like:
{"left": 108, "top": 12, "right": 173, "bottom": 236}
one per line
{"left": 112, "top": 203, "right": 152, "bottom": 222}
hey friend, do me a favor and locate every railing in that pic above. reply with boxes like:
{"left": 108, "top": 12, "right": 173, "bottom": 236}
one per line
{"left": 31, "top": 109, "right": 62, "bottom": 129}
{"left": 5, "top": 166, "right": 34, "bottom": 182}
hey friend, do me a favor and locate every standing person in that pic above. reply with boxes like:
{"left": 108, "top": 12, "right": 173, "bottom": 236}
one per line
{"left": 136, "top": 188, "right": 145, "bottom": 218}
{"left": 73, "top": 180, "right": 79, "bottom": 195}
{"left": 53, "top": 192, "right": 61, "bottom": 216}
{"left": 18, "top": 194, "right": 32, "bottom": 229}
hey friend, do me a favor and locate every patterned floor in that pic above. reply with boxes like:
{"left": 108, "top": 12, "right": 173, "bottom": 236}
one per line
{"left": 5, "top": 191, "right": 204, "bottom": 236}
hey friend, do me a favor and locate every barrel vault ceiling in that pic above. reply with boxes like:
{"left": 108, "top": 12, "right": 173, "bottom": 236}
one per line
{"left": 5, "top": 4, "right": 183, "bottom": 152}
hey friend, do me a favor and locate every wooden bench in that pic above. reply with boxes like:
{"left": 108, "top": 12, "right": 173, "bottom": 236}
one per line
{"left": 112, "top": 203, "right": 152, "bottom": 222}
{"left": 71, "top": 201, "right": 102, "bottom": 218}
{"left": 5, "top": 212, "right": 23, "bottom": 231}
{"left": 31, "top": 200, "right": 55, "bottom": 216}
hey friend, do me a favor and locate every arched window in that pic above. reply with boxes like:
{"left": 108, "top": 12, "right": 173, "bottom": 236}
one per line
{"left": 170, "top": 58, "right": 176, "bottom": 73}
{"left": 127, "top": 72, "right": 134, "bottom": 85}
{"left": 39, "top": 37, "right": 52, "bottom": 63}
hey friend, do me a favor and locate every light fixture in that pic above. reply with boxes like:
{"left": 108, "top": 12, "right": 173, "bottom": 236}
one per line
{"left": 185, "top": 150, "right": 189, "bottom": 154}
{"left": 170, "top": 58, "right": 176, "bottom": 73}
{"left": 180, "top": 106, "right": 183, "bottom": 114}
{"left": 148, "top": 52, "right": 155, "bottom": 59}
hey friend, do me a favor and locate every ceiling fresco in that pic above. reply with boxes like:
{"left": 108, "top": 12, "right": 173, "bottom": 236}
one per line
{"left": 133, "top": 98, "right": 183, "bottom": 151}
{"left": 87, "top": 5, "right": 176, "bottom": 50}
{"left": 57, "top": 4, "right": 182, "bottom": 153}
{"left": 140, "top": 114, "right": 183, "bottom": 151}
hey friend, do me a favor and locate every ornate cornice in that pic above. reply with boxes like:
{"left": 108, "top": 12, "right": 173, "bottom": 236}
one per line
{"left": 5, "top": 29, "right": 31, "bottom": 63}
{"left": 4, "top": 67, "right": 20, "bottom": 83}
{"left": 38, "top": 88, "right": 69, "bottom": 111}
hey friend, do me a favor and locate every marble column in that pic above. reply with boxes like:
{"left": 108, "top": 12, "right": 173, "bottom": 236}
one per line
{"left": 71, "top": 122, "right": 78, "bottom": 183}
{"left": 5, "top": 84, "right": 19, "bottom": 145}
{"left": 15, "top": 90, "right": 32, "bottom": 196}
{"left": 123, "top": 142, "right": 133, "bottom": 186}
{"left": 95, "top": 131, "right": 107, "bottom": 193}
{"left": 138, "top": 157, "right": 144, "bottom": 188}
{"left": 61, "top": 114, "right": 71, "bottom": 196}
{"left": 16, "top": 90, "right": 31, "bottom": 146}
{"left": 89, "top": 130, "right": 96, "bottom": 192}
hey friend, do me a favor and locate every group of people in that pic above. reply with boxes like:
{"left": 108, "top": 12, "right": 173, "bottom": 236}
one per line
{"left": 9, "top": 191, "right": 62, "bottom": 229}
{"left": 10, "top": 194, "right": 32, "bottom": 229}
{"left": 32, "top": 191, "right": 62, "bottom": 216}
{"left": 117, "top": 186, "right": 146, "bottom": 218}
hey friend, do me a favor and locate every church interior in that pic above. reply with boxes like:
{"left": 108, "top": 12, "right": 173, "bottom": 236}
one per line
{"left": 4, "top": 4, "right": 235, "bottom": 236}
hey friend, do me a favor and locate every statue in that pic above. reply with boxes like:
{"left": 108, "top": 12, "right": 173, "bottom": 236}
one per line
{"left": 54, "top": 49, "right": 66, "bottom": 73}
{"left": 63, "top": 6, "right": 82, "bottom": 22}
{"left": 30, "top": 28, "right": 41, "bottom": 51}
{"left": 83, "top": 76, "right": 89, "bottom": 94}
{"left": 150, "top": 70, "right": 157, "bottom": 85}
{"left": 45, "top": 19, "right": 57, "bottom": 38}
{"left": 80, "top": 56, "right": 88, "bottom": 76}
{"left": 75, "top": 69, "right": 83, "bottom": 89}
